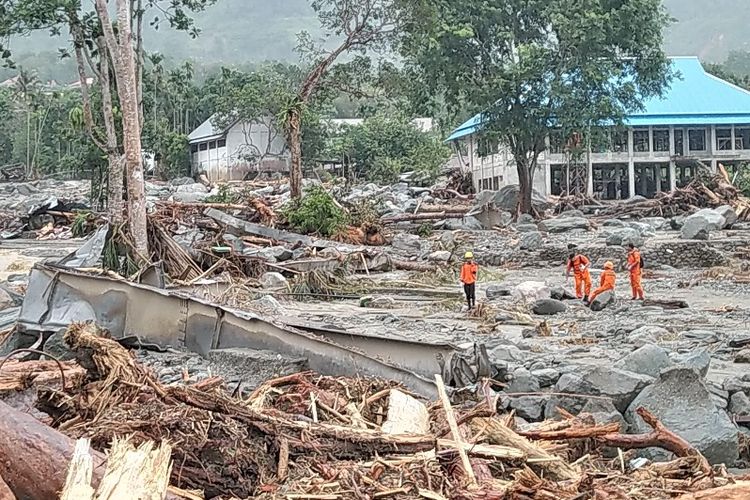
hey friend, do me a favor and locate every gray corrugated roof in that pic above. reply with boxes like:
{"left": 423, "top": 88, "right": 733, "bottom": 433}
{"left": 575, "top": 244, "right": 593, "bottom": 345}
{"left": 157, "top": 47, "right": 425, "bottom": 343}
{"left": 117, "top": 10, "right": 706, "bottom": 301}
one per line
{"left": 188, "top": 114, "right": 230, "bottom": 142}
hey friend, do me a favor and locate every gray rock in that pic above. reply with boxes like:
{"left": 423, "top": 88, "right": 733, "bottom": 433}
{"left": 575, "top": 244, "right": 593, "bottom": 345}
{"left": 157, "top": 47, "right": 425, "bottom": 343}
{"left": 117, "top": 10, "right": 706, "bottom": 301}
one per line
{"left": 513, "top": 281, "right": 551, "bottom": 302}
{"left": 515, "top": 223, "right": 539, "bottom": 233}
{"left": 642, "top": 217, "right": 668, "bottom": 231}
{"left": 715, "top": 205, "right": 738, "bottom": 228}
{"left": 506, "top": 367, "right": 541, "bottom": 393}
{"left": 605, "top": 228, "right": 644, "bottom": 247}
{"left": 627, "top": 221, "right": 657, "bottom": 237}
{"left": 559, "top": 209, "right": 585, "bottom": 218}
{"left": 730, "top": 392, "right": 750, "bottom": 416}
{"left": 581, "top": 399, "right": 627, "bottom": 431}
{"left": 625, "top": 367, "right": 739, "bottom": 465}
{"left": 489, "top": 344, "right": 527, "bottom": 363}
{"left": 723, "top": 375, "right": 750, "bottom": 395}
{"left": 250, "top": 295, "right": 287, "bottom": 316}
{"left": 474, "top": 186, "right": 549, "bottom": 212}
{"left": 170, "top": 176, "right": 195, "bottom": 186}
{"left": 590, "top": 290, "right": 615, "bottom": 312}
{"left": 242, "top": 246, "right": 292, "bottom": 262}
{"left": 603, "top": 219, "right": 627, "bottom": 228}
{"left": 672, "top": 350, "right": 710, "bottom": 378}
{"left": 392, "top": 233, "right": 422, "bottom": 252}
{"left": 681, "top": 210, "right": 726, "bottom": 240}
{"left": 518, "top": 214, "right": 535, "bottom": 224}
{"left": 626, "top": 326, "right": 670, "bottom": 346}
{"left": 531, "top": 368, "right": 561, "bottom": 388}
{"left": 207, "top": 348, "right": 308, "bottom": 389}
{"left": 670, "top": 216, "right": 686, "bottom": 230}
{"left": 441, "top": 216, "right": 484, "bottom": 231}
{"left": 485, "top": 284, "right": 511, "bottom": 300}
{"left": 260, "top": 272, "right": 288, "bottom": 289}
{"left": 508, "top": 395, "right": 547, "bottom": 421}
{"left": 519, "top": 231, "right": 543, "bottom": 250}
{"left": 42, "top": 329, "right": 77, "bottom": 362}
{"left": 428, "top": 250, "right": 452, "bottom": 263}
{"left": 532, "top": 299, "right": 567, "bottom": 316}
{"left": 546, "top": 366, "right": 652, "bottom": 416}
{"left": 171, "top": 192, "right": 209, "bottom": 203}
{"left": 550, "top": 286, "right": 577, "bottom": 301}
{"left": 614, "top": 344, "right": 673, "bottom": 378}
{"left": 16, "top": 183, "right": 39, "bottom": 196}
{"left": 538, "top": 217, "right": 590, "bottom": 233}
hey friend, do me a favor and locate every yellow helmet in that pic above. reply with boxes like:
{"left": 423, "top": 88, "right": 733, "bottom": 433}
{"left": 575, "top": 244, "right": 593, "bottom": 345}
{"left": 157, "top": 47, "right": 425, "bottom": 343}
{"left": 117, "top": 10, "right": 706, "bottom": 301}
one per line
{"left": 464, "top": 251, "right": 474, "bottom": 259}
{"left": 604, "top": 261, "right": 614, "bottom": 270}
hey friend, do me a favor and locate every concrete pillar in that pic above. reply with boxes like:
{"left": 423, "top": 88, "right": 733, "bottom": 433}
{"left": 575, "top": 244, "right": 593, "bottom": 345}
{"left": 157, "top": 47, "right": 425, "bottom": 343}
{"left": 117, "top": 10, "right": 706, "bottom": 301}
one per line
{"left": 669, "top": 161, "right": 677, "bottom": 190}
{"left": 628, "top": 159, "right": 636, "bottom": 199}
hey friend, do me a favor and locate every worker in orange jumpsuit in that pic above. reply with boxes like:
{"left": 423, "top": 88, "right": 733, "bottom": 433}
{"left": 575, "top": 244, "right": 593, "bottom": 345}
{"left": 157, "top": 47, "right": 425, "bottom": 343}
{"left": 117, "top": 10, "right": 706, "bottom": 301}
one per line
{"left": 460, "top": 251, "right": 478, "bottom": 309}
{"left": 627, "top": 243, "right": 645, "bottom": 300}
{"left": 589, "top": 261, "right": 616, "bottom": 303}
{"left": 566, "top": 246, "right": 592, "bottom": 302}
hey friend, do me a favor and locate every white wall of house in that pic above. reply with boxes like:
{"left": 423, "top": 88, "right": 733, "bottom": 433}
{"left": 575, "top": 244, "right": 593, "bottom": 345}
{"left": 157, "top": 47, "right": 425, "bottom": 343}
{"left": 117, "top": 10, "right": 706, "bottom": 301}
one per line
{"left": 190, "top": 117, "right": 288, "bottom": 181}
{"left": 462, "top": 123, "right": 750, "bottom": 199}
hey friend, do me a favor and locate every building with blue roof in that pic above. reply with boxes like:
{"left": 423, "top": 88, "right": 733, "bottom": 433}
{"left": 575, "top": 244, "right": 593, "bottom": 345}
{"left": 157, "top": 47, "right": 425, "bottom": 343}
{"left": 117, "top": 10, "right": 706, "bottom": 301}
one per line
{"left": 448, "top": 57, "right": 750, "bottom": 200}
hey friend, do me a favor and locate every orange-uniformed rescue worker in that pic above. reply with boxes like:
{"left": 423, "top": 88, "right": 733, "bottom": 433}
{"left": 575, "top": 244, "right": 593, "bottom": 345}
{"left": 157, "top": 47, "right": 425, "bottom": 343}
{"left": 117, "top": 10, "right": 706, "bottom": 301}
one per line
{"left": 627, "top": 243, "right": 645, "bottom": 300}
{"left": 460, "top": 251, "right": 478, "bottom": 309}
{"left": 566, "top": 245, "right": 592, "bottom": 302}
{"left": 589, "top": 261, "right": 616, "bottom": 303}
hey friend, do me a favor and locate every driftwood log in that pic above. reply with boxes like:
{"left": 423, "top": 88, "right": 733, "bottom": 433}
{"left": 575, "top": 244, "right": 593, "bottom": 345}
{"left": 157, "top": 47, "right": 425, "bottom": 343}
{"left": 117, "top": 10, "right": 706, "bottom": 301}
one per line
{"left": 598, "top": 407, "right": 712, "bottom": 475}
{"left": 676, "top": 482, "right": 750, "bottom": 499}
{"left": 0, "top": 400, "right": 182, "bottom": 500}
{"left": 381, "top": 212, "right": 467, "bottom": 224}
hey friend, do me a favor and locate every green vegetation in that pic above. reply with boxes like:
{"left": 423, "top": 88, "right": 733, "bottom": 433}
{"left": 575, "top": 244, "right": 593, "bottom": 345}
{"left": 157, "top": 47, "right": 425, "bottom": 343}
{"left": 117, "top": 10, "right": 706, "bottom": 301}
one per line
{"left": 330, "top": 114, "right": 450, "bottom": 185}
{"left": 283, "top": 185, "right": 348, "bottom": 237}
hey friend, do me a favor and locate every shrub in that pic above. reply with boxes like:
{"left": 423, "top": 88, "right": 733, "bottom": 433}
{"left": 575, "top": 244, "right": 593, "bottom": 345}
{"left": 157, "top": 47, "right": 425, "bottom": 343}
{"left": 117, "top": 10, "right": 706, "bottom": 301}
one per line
{"left": 284, "top": 185, "right": 349, "bottom": 236}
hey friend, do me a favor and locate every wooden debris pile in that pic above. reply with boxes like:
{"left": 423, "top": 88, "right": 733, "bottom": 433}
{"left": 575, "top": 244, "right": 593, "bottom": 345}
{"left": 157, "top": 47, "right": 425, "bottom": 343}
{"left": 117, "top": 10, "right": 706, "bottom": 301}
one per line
{"left": 556, "top": 165, "right": 750, "bottom": 221}
{"left": 2, "top": 322, "right": 749, "bottom": 499}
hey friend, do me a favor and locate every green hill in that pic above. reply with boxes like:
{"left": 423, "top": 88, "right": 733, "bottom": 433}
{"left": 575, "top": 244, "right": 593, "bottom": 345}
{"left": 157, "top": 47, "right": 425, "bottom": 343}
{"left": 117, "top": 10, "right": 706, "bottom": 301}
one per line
{"left": 3, "top": 0, "right": 750, "bottom": 81}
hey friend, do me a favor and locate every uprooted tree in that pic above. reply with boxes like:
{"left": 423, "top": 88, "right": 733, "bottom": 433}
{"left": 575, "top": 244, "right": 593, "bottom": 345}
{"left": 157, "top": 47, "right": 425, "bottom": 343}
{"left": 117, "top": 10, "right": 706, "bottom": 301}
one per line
{"left": 0, "top": 0, "right": 215, "bottom": 256}
{"left": 400, "top": 0, "right": 673, "bottom": 214}
{"left": 285, "top": 0, "right": 406, "bottom": 199}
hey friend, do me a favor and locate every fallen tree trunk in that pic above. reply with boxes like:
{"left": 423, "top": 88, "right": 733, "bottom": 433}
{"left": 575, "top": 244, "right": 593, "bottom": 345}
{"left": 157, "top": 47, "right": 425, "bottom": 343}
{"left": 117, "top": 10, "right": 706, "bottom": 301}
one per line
{"left": 418, "top": 204, "right": 470, "bottom": 215}
{"left": 598, "top": 407, "right": 711, "bottom": 475}
{"left": 382, "top": 212, "right": 466, "bottom": 224}
{"left": 0, "top": 400, "right": 182, "bottom": 500}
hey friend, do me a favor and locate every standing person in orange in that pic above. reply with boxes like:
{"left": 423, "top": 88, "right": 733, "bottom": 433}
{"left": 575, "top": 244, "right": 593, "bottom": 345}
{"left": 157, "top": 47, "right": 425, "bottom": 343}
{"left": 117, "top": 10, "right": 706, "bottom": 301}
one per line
{"left": 566, "top": 244, "right": 592, "bottom": 302}
{"left": 589, "top": 261, "right": 616, "bottom": 303}
{"left": 627, "top": 243, "right": 645, "bottom": 300}
{"left": 460, "top": 251, "right": 478, "bottom": 310}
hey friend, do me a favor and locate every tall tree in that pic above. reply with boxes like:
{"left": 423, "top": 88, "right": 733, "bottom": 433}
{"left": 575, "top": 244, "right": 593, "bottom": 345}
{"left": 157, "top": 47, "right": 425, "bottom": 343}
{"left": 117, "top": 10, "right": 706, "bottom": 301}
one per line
{"left": 285, "top": 0, "right": 403, "bottom": 198}
{"left": 401, "top": 0, "right": 673, "bottom": 214}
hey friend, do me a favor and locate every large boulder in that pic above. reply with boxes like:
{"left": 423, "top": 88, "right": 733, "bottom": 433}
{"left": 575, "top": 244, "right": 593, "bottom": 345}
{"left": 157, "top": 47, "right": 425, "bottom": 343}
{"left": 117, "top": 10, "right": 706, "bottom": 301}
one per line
{"left": 512, "top": 281, "right": 550, "bottom": 303}
{"left": 681, "top": 210, "right": 726, "bottom": 240}
{"left": 550, "top": 286, "right": 577, "bottom": 301}
{"left": 672, "top": 350, "right": 711, "bottom": 378}
{"left": 519, "top": 231, "right": 543, "bottom": 250}
{"left": 532, "top": 299, "right": 567, "bottom": 316}
{"left": 428, "top": 251, "right": 452, "bottom": 263}
{"left": 590, "top": 290, "right": 615, "bottom": 312}
{"left": 475, "top": 186, "right": 549, "bottom": 212}
{"left": 614, "top": 344, "right": 673, "bottom": 378}
{"left": 538, "top": 217, "right": 590, "bottom": 234}
{"left": 605, "top": 228, "right": 644, "bottom": 247}
{"left": 515, "top": 223, "right": 539, "bottom": 233}
{"left": 506, "top": 367, "right": 541, "bottom": 393}
{"left": 488, "top": 344, "right": 527, "bottom": 363}
{"left": 730, "top": 392, "right": 750, "bottom": 416}
{"left": 531, "top": 368, "right": 561, "bottom": 388}
{"left": 627, "top": 221, "right": 657, "bottom": 238}
{"left": 603, "top": 219, "right": 627, "bottom": 228}
{"left": 546, "top": 366, "right": 653, "bottom": 416}
{"left": 625, "top": 367, "right": 739, "bottom": 465}
{"left": 507, "top": 395, "right": 547, "bottom": 421}
{"left": 715, "top": 205, "right": 738, "bottom": 228}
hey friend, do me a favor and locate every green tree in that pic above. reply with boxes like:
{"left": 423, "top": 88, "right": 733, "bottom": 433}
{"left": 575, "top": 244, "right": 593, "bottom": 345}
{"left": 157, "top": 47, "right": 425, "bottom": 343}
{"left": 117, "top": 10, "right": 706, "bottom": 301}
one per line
{"left": 401, "top": 0, "right": 673, "bottom": 213}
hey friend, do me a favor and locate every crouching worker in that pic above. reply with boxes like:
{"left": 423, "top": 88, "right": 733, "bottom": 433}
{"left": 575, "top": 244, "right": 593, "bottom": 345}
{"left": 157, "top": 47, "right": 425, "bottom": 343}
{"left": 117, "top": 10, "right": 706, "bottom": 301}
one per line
{"left": 460, "top": 251, "right": 478, "bottom": 309}
{"left": 589, "top": 261, "right": 616, "bottom": 304}
{"left": 566, "top": 245, "right": 592, "bottom": 302}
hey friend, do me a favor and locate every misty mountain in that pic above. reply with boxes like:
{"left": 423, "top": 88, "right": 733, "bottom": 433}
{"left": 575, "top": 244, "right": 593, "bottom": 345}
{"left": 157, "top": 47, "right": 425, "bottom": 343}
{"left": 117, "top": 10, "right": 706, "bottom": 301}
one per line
{"left": 3, "top": 0, "right": 750, "bottom": 82}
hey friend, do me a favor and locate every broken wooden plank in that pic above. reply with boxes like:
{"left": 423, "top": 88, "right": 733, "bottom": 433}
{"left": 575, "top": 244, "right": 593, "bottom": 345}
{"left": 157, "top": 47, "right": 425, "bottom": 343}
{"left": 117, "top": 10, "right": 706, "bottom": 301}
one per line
{"left": 435, "top": 374, "right": 477, "bottom": 487}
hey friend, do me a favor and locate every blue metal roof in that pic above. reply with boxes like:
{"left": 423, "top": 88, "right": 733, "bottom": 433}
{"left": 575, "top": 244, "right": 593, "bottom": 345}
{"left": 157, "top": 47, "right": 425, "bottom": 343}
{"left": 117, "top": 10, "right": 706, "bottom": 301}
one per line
{"left": 447, "top": 57, "right": 750, "bottom": 141}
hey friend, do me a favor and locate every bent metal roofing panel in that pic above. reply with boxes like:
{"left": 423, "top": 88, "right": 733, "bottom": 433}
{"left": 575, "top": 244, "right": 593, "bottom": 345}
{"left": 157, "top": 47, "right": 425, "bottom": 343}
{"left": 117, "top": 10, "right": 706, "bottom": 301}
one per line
{"left": 447, "top": 57, "right": 750, "bottom": 141}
